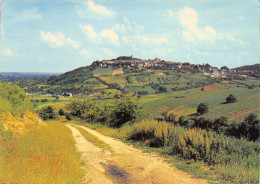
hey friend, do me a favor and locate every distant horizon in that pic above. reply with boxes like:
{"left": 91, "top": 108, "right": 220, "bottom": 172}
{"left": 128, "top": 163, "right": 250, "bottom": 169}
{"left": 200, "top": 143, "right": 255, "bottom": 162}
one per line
{"left": 1, "top": 0, "right": 259, "bottom": 72}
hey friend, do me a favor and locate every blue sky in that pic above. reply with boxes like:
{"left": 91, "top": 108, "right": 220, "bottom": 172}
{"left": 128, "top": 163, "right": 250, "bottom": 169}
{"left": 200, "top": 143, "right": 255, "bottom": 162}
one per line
{"left": 0, "top": 0, "right": 259, "bottom": 72}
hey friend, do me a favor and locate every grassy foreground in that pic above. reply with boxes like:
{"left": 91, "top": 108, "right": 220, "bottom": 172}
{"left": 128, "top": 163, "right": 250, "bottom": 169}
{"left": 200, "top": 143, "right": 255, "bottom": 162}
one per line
{"left": 0, "top": 120, "right": 84, "bottom": 184}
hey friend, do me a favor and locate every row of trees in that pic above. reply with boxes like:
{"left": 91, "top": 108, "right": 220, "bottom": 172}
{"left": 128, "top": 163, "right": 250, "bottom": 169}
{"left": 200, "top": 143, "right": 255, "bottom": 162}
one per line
{"left": 66, "top": 98, "right": 139, "bottom": 128}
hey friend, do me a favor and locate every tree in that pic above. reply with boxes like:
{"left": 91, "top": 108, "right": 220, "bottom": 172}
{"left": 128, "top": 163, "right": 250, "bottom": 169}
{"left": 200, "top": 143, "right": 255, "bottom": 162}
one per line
{"left": 58, "top": 108, "right": 65, "bottom": 116}
{"left": 159, "top": 112, "right": 167, "bottom": 121}
{"left": 109, "top": 97, "right": 138, "bottom": 128}
{"left": 0, "top": 82, "right": 31, "bottom": 113}
{"left": 213, "top": 116, "right": 228, "bottom": 133}
{"left": 197, "top": 103, "right": 208, "bottom": 115}
{"left": 226, "top": 94, "right": 237, "bottom": 103}
{"left": 37, "top": 106, "right": 58, "bottom": 120}
{"left": 241, "top": 114, "right": 260, "bottom": 141}
{"left": 158, "top": 86, "right": 167, "bottom": 93}
{"left": 167, "top": 113, "right": 176, "bottom": 123}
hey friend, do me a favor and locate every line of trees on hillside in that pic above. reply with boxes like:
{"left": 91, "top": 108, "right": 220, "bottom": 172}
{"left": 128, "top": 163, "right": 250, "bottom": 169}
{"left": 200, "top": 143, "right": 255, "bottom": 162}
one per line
{"left": 66, "top": 98, "right": 139, "bottom": 128}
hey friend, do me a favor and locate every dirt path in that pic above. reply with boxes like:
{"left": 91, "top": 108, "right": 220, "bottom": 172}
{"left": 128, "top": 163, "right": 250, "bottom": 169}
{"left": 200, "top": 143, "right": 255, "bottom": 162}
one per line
{"left": 67, "top": 124, "right": 208, "bottom": 184}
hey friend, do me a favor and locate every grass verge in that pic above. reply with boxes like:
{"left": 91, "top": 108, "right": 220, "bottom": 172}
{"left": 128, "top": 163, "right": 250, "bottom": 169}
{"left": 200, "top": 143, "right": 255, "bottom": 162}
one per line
{"left": 0, "top": 120, "right": 84, "bottom": 184}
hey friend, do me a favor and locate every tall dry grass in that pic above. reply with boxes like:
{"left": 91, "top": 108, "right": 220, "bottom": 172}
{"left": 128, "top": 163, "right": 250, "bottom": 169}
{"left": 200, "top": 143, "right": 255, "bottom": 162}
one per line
{"left": 0, "top": 119, "right": 84, "bottom": 184}
{"left": 128, "top": 119, "right": 259, "bottom": 183}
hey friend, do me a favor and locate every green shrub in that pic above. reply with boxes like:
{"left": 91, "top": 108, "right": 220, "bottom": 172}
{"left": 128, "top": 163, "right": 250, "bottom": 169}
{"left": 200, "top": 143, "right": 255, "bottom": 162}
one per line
{"left": 0, "top": 82, "right": 31, "bottom": 113}
{"left": 226, "top": 94, "right": 237, "bottom": 103}
{"left": 37, "top": 106, "right": 58, "bottom": 120}
{"left": 65, "top": 113, "right": 72, "bottom": 121}
{"left": 58, "top": 108, "right": 65, "bottom": 116}
{"left": 197, "top": 103, "right": 208, "bottom": 115}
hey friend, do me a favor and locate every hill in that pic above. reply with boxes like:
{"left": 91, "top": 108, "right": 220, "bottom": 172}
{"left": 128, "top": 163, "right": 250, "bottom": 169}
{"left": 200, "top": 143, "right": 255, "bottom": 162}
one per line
{"left": 15, "top": 56, "right": 235, "bottom": 97}
{"left": 231, "top": 63, "right": 260, "bottom": 78}
{"left": 232, "top": 63, "right": 260, "bottom": 72}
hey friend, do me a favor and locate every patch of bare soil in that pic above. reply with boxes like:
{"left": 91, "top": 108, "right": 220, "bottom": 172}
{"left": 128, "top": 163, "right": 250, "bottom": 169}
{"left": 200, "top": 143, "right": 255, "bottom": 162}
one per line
{"left": 203, "top": 86, "right": 219, "bottom": 91}
{"left": 68, "top": 124, "right": 208, "bottom": 184}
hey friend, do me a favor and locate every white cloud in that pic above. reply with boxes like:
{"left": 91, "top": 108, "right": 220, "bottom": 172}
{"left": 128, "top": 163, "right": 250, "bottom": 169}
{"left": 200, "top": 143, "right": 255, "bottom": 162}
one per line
{"left": 80, "top": 24, "right": 97, "bottom": 39}
{"left": 40, "top": 31, "right": 80, "bottom": 49}
{"left": 169, "top": 7, "right": 248, "bottom": 46}
{"left": 204, "top": 26, "right": 217, "bottom": 40}
{"left": 76, "top": 0, "right": 115, "bottom": 19}
{"left": 101, "top": 29, "right": 119, "bottom": 41}
{"left": 5, "top": 48, "right": 13, "bottom": 56}
{"left": 179, "top": 7, "right": 198, "bottom": 32}
{"left": 67, "top": 38, "right": 80, "bottom": 49}
{"left": 80, "top": 24, "right": 120, "bottom": 46}
{"left": 170, "top": 7, "right": 217, "bottom": 42}
{"left": 87, "top": 0, "right": 115, "bottom": 18}
{"left": 101, "top": 29, "right": 119, "bottom": 46}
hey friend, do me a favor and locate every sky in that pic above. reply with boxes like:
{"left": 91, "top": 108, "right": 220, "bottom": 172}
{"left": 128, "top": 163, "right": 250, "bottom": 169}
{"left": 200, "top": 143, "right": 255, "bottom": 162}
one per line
{"left": 0, "top": 0, "right": 259, "bottom": 72}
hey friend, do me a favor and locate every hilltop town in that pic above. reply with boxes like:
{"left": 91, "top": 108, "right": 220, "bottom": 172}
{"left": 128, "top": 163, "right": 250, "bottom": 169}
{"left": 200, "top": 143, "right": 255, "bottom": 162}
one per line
{"left": 91, "top": 55, "right": 259, "bottom": 78}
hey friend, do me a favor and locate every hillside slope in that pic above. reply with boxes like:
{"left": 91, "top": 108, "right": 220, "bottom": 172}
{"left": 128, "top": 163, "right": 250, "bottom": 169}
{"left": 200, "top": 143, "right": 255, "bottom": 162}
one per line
{"left": 16, "top": 64, "right": 223, "bottom": 97}
{"left": 232, "top": 63, "right": 260, "bottom": 71}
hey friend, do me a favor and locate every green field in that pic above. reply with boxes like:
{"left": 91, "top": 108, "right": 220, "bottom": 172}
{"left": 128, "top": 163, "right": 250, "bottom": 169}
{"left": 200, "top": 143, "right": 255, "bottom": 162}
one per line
{"left": 139, "top": 85, "right": 260, "bottom": 122}
{"left": 93, "top": 68, "right": 113, "bottom": 76}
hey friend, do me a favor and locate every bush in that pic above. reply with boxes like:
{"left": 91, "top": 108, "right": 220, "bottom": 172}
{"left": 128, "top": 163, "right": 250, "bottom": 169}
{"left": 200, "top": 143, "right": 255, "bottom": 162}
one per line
{"left": 108, "top": 97, "right": 138, "bottom": 128}
{"left": 230, "top": 114, "right": 260, "bottom": 141}
{"left": 0, "top": 82, "right": 31, "bottom": 113}
{"left": 160, "top": 112, "right": 176, "bottom": 123}
{"left": 58, "top": 109, "right": 65, "bottom": 116}
{"left": 197, "top": 103, "right": 208, "bottom": 115}
{"left": 41, "top": 99, "right": 48, "bottom": 102}
{"left": 37, "top": 106, "right": 58, "bottom": 120}
{"left": 65, "top": 113, "right": 72, "bottom": 121}
{"left": 226, "top": 94, "right": 237, "bottom": 103}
